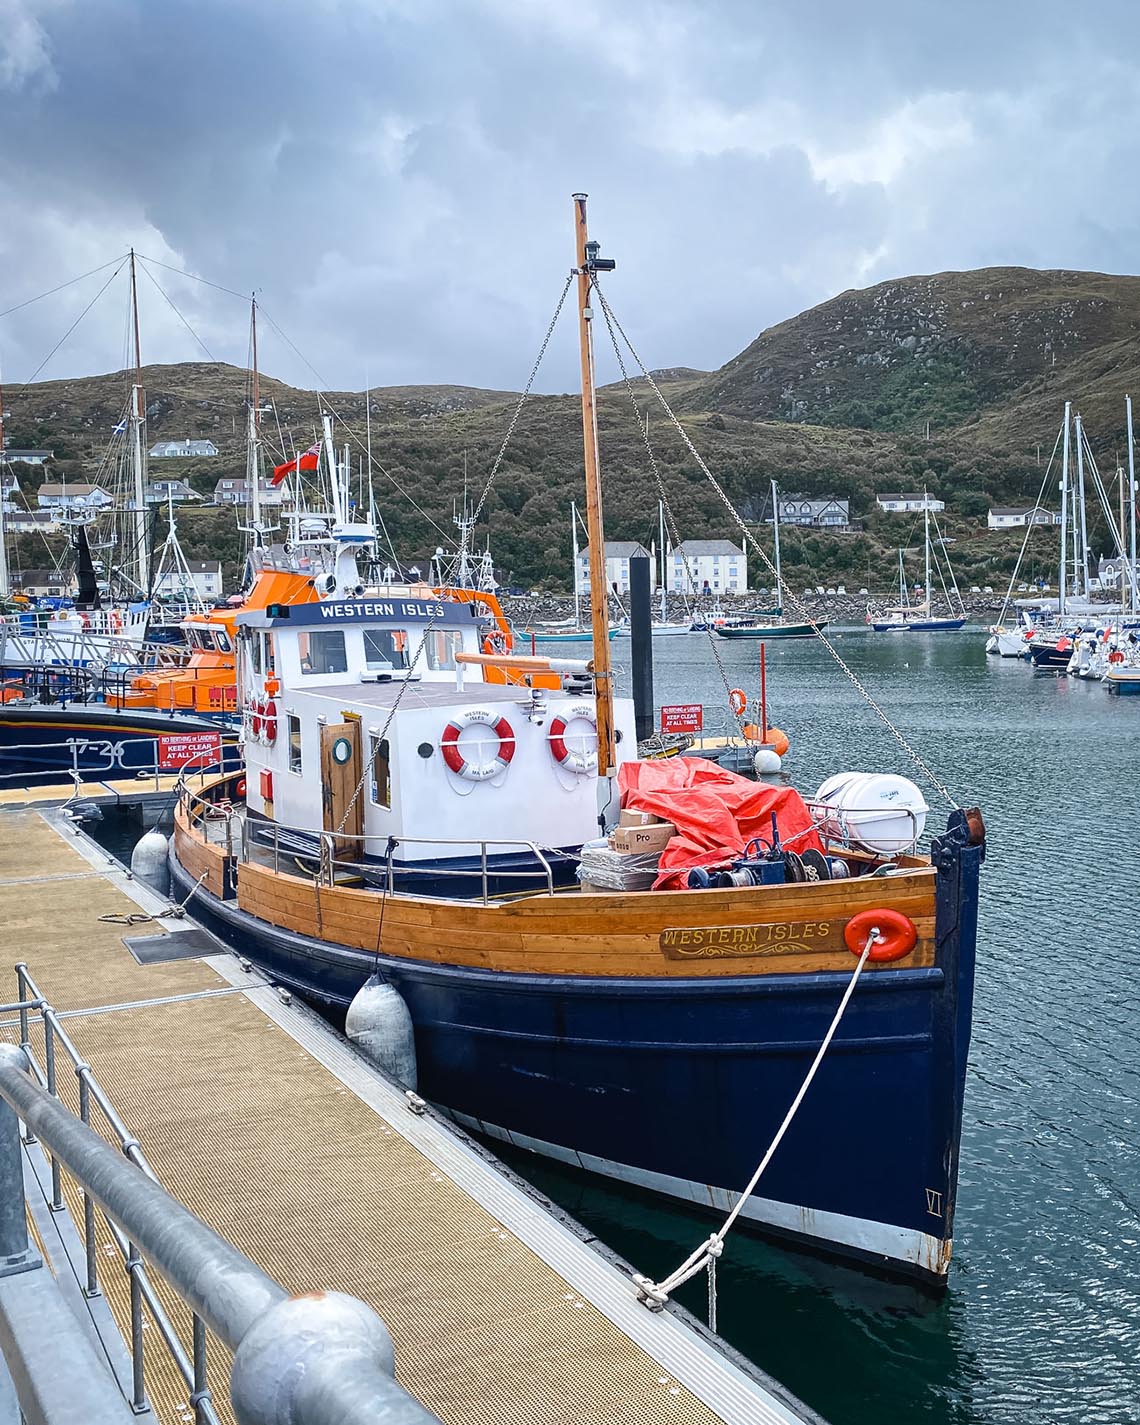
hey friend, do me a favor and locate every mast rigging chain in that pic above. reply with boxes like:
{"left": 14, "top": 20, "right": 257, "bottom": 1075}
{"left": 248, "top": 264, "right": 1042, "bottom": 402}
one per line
{"left": 590, "top": 281, "right": 959, "bottom": 811}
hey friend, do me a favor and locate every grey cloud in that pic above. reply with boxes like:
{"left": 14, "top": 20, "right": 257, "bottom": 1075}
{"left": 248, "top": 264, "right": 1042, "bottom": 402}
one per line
{"left": 1, "top": 0, "right": 1139, "bottom": 398}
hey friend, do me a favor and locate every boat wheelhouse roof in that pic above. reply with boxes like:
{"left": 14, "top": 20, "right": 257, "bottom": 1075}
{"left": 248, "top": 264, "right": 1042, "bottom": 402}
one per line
{"left": 293, "top": 679, "right": 536, "bottom": 712}
{"left": 236, "top": 595, "right": 476, "bottom": 633}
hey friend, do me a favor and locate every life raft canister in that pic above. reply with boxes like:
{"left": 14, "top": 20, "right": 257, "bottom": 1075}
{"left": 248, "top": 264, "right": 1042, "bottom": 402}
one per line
{"left": 440, "top": 710, "right": 516, "bottom": 780}
{"left": 548, "top": 702, "right": 599, "bottom": 775}
{"left": 843, "top": 908, "right": 917, "bottom": 964}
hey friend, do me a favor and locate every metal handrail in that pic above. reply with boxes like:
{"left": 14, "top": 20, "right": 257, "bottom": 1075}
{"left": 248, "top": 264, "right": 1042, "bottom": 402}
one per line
{"left": 804, "top": 799, "right": 925, "bottom": 854}
{"left": 0, "top": 735, "right": 237, "bottom": 791}
{"left": 5, "top": 966, "right": 437, "bottom": 1425}
{"left": 314, "top": 831, "right": 556, "bottom": 901}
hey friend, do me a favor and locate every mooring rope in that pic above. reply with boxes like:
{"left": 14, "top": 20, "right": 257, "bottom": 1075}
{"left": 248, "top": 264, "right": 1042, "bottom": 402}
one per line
{"left": 633, "top": 927, "right": 880, "bottom": 1318}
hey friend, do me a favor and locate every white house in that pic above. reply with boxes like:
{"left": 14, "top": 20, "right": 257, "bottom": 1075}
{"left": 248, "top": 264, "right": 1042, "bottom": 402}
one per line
{"left": 154, "top": 560, "right": 223, "bottom": 600}
{"left": 1097, "top": 555, "right": 1140, "bottom": 589}
{"left": 876, "top": 493, "right": 946, "bottom": 513}
{"left": 213, "top": 478, "right": 285, "bottom": 507}
{"left": 987, "top": 506, "right": 1061, "bottom": 530}
{"left": 36, "top": 483, "right": 113, "bottom": 514}
{"left": 4, "top": 510, "right": 60, "bottom": 534}
{"left": 775, "top": 496, "right": 850, "bottom": 529}
{"left": 150, "top": 439, "right": 218, "bottom": 458}
{"left": 2, "top": 449, "right": 53, "bottom": 466}
{"left": 668, "top": 540, "right": 747, "bottom": 595}
{"left": 1, "top": 469, "right": 19, "bottom": 511}
{"left": 12, "top": 567, "right": 74, "bottom": 598}
{"left": 576, "top": 541, "right": 652, "bottom": 595}
{"left": 146, "top": 479, "right": 201, "bottom": 505}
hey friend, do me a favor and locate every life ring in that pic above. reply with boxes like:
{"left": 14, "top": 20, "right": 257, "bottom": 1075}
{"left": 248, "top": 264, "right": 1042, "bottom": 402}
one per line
{"left": 110, "top": 609, "right": 123, "bottom": 633}
{"left": 844, "top": 908, "right": 917, "bottom": 964}
{"left": 235, "top": 777, "right": 247, "bottom": 799}
{"left": 548, "top": 702, "right": 598, "bottom": 775}
{"left": 441, "top": 710, "right": 516, "bottom": 780}
{"left": 250, "top": 697, "right": 263, "bottom": 740}
{"left": 1108, "top": 650, "right": 1125, "bottom": 665}
{"left": 728, "top": 687, "right": 747, "bottom": 717}
{"left": 262, "top": 697, "right": 278, "bottom": 744}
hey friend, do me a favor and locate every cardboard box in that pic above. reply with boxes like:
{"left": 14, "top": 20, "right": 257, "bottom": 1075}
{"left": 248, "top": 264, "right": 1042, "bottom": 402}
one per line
{"left": 609, "top": 821, "right": 676, "bottom": 854}
{"left": 619, "top": 808, "right": 662, "bottom": 828}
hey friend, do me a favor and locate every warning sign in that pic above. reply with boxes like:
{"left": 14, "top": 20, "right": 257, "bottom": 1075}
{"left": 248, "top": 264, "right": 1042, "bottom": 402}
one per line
{"left": 157, "top": 731, "right": 224, "bottom": 770}
{"left": 660, "top": 704, "right": 703, "bottom": 734}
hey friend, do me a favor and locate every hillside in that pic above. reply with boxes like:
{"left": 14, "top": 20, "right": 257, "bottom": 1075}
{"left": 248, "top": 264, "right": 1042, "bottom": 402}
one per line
{"left": 3, "top": 266, "right": 1138, "bottom": 591}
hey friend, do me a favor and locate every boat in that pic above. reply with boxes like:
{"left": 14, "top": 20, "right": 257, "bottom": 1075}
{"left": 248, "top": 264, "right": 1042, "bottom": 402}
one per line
{"left": 868, "top": 500, "right": 966, "bottom": 632}
{"left": 714, "top": 481, "right": 827, "bottom": 639}
{"left": 171, "top": 195, "right": 985, "bottom": 1287}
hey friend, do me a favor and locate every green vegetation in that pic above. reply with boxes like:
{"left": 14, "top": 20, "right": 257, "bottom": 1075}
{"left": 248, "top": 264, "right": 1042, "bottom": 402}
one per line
{"left": 5, "top": 264, "right": 1139, "bottom": 592}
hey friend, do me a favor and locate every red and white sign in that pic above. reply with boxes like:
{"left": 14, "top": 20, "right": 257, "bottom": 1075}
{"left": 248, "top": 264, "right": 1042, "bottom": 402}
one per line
{"left": 660, "top": 703, "right": 703, "bottom": 734}
{"left": 157, "top": 731, "right": 224, "bottom": 770}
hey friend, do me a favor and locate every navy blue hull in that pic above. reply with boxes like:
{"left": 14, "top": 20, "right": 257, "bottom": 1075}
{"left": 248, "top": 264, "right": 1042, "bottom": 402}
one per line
{"left": 0, "top": 705, "right": 240, "bottom": 783}
{"left": 173, "top": 814, "right": 981, "bottom": 1283}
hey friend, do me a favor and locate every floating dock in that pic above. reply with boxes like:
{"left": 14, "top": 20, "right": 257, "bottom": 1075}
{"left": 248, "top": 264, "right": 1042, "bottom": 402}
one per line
{"left": 0, "top": 805, "right": 820, "bottom": 1425}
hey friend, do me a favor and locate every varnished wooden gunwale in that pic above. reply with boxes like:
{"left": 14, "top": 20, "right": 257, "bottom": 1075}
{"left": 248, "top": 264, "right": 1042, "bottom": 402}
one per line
{"left": 176, "top": 781, "right": 940, "bottom": 977}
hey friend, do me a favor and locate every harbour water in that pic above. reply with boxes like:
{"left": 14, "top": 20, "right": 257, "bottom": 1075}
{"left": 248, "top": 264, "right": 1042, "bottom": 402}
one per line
{"left": 93, "top": 626, "right": 1138, "bottom": 1425}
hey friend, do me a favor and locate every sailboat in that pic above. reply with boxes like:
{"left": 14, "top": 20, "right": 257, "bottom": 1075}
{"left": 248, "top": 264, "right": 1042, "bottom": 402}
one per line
{"left": 868, "top": 492, "right": 966, "bottom": 632}
{"left": 529, "top": 500, "right": 619, "bottom": 642}
{"left": 647, "top": 501, "right": 690, "bottom": 636}
{"left": 170, "top": 194, "right": 984, "bottom": 1287}
{"left": 715, "top": 480, "right": 825, "bottom": 638}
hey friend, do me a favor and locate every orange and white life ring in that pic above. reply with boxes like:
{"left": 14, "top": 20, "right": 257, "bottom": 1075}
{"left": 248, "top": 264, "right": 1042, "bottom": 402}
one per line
{"left": 109, "top": 609, "right": 123, "bottom": 633}
{"left": 441, "top": 710, "right": 516, "bottom": 780}
{"left": 843, "top": 908, "right": 917, "bottom": 964}
{"left": 250, "top": 697, "right": 264, "bottom": 740}
{"left": 728, "top": 687, "right": 747, "bottom": 717}
{"left": 548, "top": 702, "right": 598, "bottom": 775}
{"left": 262, "top": 697, "right": 278, "bottom": 744}
{"left": 1108, "top": 650, "right": 1125, "bottom": 665}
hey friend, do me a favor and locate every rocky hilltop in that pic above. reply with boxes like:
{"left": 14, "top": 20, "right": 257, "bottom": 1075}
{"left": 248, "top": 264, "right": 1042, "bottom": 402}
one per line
{"left": 4, "top": 267, "right": 1137, "bottom": 590}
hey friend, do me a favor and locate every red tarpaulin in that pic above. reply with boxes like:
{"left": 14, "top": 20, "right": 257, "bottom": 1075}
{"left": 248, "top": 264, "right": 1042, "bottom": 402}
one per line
{"left": 618, "top": 756, "right": 825, "bottom": 889}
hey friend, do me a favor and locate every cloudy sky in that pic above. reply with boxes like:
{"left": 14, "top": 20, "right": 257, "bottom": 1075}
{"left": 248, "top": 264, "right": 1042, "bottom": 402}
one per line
{"left": 2, "top": 0, "right": 1139, "bottom": 395}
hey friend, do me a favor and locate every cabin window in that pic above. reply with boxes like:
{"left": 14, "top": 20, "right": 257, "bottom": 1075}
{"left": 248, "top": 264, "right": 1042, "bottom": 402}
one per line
{"left": 216, "top": 630, "right": 232, "bottom": 654}
{"left": 298, "top": 629, "right": 348, "bottom": 675}
{"left": 287, "top": 714, "right": 302, "bottom": 773}
{"left": 250, "top": 633, "right": 263, "bottom": 675}
{"left": 262, "top": 631, "right": 274, "bottom": 670}
{"left": 423, "top": 630, "right": 463, "bottom": 671}
{"left": 363, "top": 628, "right": 409, "bottom": 671}
{"left": 369, "top": 736, "right": 391, "bottom": 808}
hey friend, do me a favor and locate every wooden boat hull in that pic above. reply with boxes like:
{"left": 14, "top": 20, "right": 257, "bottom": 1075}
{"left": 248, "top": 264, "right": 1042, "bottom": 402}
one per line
{"left": 172, "top": 794, "right": 981, "bottom": 1285}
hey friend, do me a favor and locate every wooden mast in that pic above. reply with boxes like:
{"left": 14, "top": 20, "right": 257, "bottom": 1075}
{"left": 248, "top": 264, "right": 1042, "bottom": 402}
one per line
{"left": 128, "top": 249, "right": 149, "bottom": 594}
{"left": 573, "top": 192, "right": 616, "bottom": 778}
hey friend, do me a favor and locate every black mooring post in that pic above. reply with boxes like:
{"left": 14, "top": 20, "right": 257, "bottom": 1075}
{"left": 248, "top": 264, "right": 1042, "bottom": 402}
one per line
{"left": 629, "top": 556, "right": 654, "bottom": 744}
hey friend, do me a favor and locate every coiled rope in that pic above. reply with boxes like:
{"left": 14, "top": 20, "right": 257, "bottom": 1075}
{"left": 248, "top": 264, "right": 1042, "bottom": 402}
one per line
{"left": 633, "top": 926, "right": 880, "bottom": 1326}
{"left": 591, "top": 281, "right": 959, "bottom": 811}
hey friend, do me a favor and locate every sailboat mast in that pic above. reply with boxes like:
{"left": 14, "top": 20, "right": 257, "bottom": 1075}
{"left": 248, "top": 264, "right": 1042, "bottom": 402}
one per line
{"left": 128, "top": 250, "right": 149, "bottom": 594}
{"left": 248, "top": 295, "right": 263, "bottom": 540}
{"left": 1059, "top": 402, "right": 1070, "bottom": 617}
{"left": 658, "top": 499, "right": 667, "bottom": 622}
{"left": 1128, "top": 395, "right": 1137, "bottom": 615}
{"left": 923, "top": 491, "right": 931, "bottom": 606}
{"left": 572, "top": 192, "right": 616, "bottom": 778}
{"left": 1074, "top": 412, "right": 1089, "bottom": 598}
{"left": 0, "top": 361, "right": 9, "bottom": 599}
{"left": 571, "top": 500, "right": 581, "bottom": 628}
{"left": 770, "top": 477, "right": 783, "bottom": 612}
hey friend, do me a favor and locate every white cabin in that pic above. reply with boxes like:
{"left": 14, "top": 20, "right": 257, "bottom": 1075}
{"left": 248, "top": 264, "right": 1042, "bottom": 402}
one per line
{"left": 236, "top": 595, "right": 636, "bottom": 877}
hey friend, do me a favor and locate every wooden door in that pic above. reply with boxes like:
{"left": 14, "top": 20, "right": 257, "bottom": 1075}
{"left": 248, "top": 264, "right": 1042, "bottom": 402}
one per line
{"left": 320, "top": 719, "right": 364, "bottom": 858}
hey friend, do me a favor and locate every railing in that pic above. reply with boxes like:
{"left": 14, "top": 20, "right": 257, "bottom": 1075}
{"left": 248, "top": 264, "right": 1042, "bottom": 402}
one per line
{"left": 0, "top": 735, "right": 240, "bottom": 792}
{"left": 186, "top": 799, "right": 559, "bottom": 904}
{"left": 0, "top": 965, "right": 438, "bottom": 1425}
